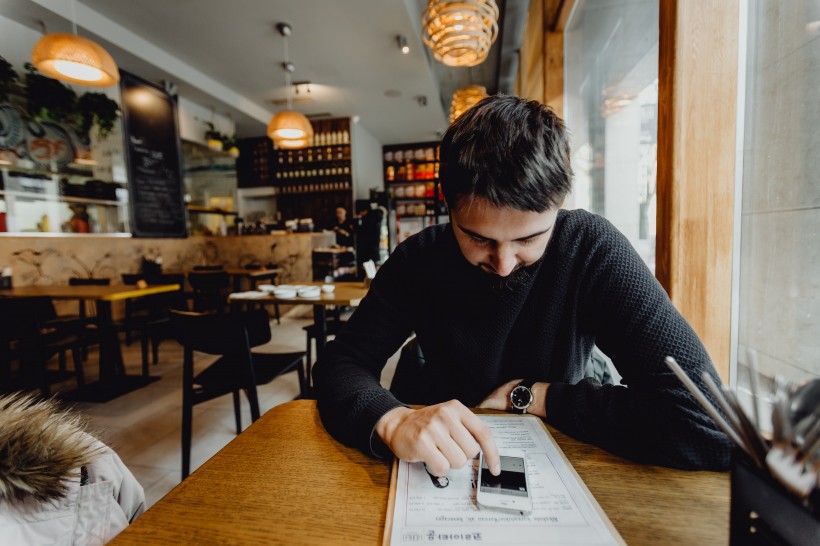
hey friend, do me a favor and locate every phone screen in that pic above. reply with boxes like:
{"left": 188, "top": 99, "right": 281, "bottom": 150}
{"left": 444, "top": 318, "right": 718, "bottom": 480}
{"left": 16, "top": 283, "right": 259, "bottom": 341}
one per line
{"left": 480, "top": 455, "right": 528, "bottom": 497}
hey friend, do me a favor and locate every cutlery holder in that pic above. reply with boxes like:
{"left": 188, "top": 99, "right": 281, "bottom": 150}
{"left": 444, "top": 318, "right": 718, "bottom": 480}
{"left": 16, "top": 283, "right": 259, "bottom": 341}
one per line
{"left": 730, "top": 454, "right": 819, "bottom": 545}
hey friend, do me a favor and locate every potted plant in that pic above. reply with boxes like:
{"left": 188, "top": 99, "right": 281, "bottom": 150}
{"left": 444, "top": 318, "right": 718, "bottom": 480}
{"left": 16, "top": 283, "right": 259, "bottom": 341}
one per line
{"left": 77, "top": 92, "right": 120, "bottom": 139}
{"left": 21, "top": 64, "right": 119, "bottom": 143}
{"left": 203, "top": 121, "right": 224, "bottom": 152}
{"left": 222, "top": 133, "right": 239, "bottom": 158}
{"left": 24, "top": 62, "right": 77, "bottom": 123}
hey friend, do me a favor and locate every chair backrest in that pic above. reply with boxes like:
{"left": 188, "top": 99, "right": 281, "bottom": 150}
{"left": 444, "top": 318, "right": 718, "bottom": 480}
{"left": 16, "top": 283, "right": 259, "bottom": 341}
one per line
{"left": 0, "top": 296, "right": 56, "bottom": 344}
{"left": 121, "top": 273, "right": 143, "bottom": 285}
{"left": 68, "top": 277, "right": 111, "bottom": 286}
{"left": 0, "top": 297, "right": 60, "bottom": 391}
{"left": 68, "top": 277, "right": 110, "bottom": 317}
{"left": 187, "top": 271, "right": 230, "bottom": 313}
{"left": 170, "top": 308, "right": 271, "bottom": 356}
{"left": 122, "top": 273, "right": 188, "bottom": 312}
{"left": 192, "top": 265, "right": 224, "bottom": 272}
{"left": 389, "top": 336, "right": 436, "bottom": 405}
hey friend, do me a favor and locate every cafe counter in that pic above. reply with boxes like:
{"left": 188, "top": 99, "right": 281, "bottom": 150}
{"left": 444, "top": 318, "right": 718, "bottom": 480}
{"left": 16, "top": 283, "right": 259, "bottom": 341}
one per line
{"left": 0, "top": 231, "right": 335, "bottom": 291}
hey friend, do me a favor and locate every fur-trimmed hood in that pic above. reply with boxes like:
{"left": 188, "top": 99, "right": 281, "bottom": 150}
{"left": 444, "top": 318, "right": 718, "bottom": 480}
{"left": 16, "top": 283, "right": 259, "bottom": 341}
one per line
{"left": 0, "top": 392, "right": 101, "bottom": 503}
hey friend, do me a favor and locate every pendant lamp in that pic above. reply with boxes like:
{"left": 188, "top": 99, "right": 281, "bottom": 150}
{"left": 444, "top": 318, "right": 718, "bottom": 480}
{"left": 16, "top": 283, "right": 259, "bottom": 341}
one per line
{"left": 267, "top": 23, "right": 313, "bottom": 149}
{"left": 31, "top": 2, "right": 119, "bottom": 87}
{"left": 422, "top": 0, "right": 499, "bottom": 68}
{"left": 449, "top": 84, "right": 488, "bottom": 123}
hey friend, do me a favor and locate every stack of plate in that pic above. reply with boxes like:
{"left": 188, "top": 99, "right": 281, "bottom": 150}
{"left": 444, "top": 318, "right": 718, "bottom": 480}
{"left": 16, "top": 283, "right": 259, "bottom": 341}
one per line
{"left": 296, "top": 286, "right": 321, "bottom": 299}
{"left": 257, "top": 284, "right": 321, "bottom": 299}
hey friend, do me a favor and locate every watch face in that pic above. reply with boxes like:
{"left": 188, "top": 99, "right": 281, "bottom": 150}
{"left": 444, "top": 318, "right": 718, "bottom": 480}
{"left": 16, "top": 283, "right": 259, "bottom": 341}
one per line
{"left": 510, "top": 385, "right": 533, "bottom": 409}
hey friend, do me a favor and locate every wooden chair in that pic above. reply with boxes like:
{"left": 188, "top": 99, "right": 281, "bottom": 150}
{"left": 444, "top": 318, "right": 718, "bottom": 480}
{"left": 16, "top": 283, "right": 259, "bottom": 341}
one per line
{"left": 67, "top": 277, "right": 109, "bottom": 360}
{"left": 0, "top": 296, "right": 87, "bottom": 397}
{"left": 187, "top": 271, "right": 230, "bottom": 313}
{"left": 121, "top": 273, "right": 187, "bottom": 375}
{"left": 170, "top": 308, "right": 307, "bottom": 479}
{"left": 68, "top": 276, "right": 110, "bottom": 317}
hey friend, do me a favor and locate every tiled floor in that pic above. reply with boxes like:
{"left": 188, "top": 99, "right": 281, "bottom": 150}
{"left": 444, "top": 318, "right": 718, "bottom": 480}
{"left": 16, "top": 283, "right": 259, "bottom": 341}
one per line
{"left": 54, "top": 305, "right": 400, "bottom": 508}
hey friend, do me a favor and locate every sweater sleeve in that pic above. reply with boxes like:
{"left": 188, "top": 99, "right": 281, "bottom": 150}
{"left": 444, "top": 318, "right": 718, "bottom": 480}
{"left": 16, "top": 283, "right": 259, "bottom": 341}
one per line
{"left": 545, "top": 218, "right": 733, "bottom": 470}
{"left": 313, "top": 246, "right": 416, "bottom": 455}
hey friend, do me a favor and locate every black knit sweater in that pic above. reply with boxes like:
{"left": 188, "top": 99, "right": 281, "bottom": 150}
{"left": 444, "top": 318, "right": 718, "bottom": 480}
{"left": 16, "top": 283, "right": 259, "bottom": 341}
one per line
{"left": 314, "top": 209, "right": 732, "bottom": 470}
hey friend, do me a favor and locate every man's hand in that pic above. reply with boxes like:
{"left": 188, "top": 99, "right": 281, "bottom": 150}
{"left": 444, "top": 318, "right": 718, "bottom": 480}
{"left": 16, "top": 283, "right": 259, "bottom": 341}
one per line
{"left": 477, "top": 379, "right": 550, "bottom": 418}
{"left": 375, "top": 400, "right": 500, "bottom": 477}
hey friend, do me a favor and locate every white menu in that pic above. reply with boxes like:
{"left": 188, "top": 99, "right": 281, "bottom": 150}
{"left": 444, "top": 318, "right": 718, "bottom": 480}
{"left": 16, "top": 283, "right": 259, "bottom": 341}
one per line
{"left": 384, "top": 415, "right": 624, "bottom": 545}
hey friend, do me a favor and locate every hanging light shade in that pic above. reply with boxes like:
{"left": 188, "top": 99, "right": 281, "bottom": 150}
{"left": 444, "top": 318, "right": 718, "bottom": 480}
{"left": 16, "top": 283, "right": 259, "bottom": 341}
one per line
{"left": 422, "top": 0, "right": 499, "bottom": 67}
{"left": 268, "top": 110, "right": 314, "bottom": 149}
{"left": 449, "top": 84, "right": 488, "bottom": 123}
{"left": 32, "top": 32, "right": 119, "bottom": 87}
{"left": 267, "top": 22, "right": 313, "bottom": 149}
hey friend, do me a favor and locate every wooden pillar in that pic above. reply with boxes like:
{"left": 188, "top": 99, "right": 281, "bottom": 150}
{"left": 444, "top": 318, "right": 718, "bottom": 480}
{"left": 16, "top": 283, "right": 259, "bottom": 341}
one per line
{"left": 518, "top": 0, "right": 545, "bottom": 101}
{"left": 656, "top": 0, "right": 739, "bottom": 379}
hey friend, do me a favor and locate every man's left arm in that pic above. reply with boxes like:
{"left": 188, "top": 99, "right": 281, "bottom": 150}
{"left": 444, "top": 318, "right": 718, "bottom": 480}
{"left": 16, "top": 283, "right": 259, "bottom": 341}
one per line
{"left": 485, "top": 225, "right": 733, "bottom": 471}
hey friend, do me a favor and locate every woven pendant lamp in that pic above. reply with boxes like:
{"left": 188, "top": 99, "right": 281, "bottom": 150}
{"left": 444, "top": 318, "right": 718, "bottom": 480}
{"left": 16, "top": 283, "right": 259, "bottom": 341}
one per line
{"left": 267, "top": 23, "right": 313, "bottom": 149}
{"left": 449, "top": 85, "right": 488, "bottom": 123}
{"left": 422, "top": 0, "right": 499, "bottom": 67}
{"left": 31, "top": 1, "right": 119, "bottom": 87}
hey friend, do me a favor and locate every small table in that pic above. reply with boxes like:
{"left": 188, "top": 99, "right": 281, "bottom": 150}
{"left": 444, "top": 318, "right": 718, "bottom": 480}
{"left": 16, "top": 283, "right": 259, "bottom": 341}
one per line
{"left": 110, "top": 400, "right": 730, "bottom": 545}
{"left": 230, "top": 280, "right": 369, "bottom": 350}
{"left": 1, "top": 283, "right": 180, "bottom": 402}
{"left": 223, "top": 267, "right": 283, "bottom": 292}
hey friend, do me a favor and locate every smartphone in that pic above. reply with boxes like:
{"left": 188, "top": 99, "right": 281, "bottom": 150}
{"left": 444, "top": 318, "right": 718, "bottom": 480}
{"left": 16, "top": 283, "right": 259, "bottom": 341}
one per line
{"left": 476, "top": 453, "right": 532, "bottom": 515}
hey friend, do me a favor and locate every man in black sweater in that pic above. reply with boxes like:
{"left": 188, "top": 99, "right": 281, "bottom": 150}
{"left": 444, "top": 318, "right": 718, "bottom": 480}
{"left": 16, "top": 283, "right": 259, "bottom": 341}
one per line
{"left": 314, "top": 95, "right": 732, "bottom": 478}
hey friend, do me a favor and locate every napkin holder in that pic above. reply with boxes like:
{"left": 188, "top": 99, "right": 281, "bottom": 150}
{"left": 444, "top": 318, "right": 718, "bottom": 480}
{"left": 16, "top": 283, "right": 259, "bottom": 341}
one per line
{"left": 0, "top": 267, "right": 12, "bottom": 289}
{"left": 730, "top": 453, "right": 819, "bottom": 545}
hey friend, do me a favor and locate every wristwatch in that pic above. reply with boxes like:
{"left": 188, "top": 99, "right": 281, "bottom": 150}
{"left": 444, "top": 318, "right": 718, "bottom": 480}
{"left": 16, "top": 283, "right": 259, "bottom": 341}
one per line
{"left": 509, "top": 379, "right": 536, "bottom": 414}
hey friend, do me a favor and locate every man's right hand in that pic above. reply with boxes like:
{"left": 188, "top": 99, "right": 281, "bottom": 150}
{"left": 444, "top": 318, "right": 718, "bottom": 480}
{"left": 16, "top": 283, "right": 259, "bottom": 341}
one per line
{"left": 374, "top": 400, "right": 500, "bottom": 477}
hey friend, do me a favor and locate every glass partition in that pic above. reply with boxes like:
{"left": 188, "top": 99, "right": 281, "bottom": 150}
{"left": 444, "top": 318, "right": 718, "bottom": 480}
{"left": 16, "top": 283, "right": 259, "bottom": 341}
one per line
{"left": 734, "top": 0, "right": 820, "bottom": 406}
{"left": 563, "top": 0, "right": 659, "bottom": 270}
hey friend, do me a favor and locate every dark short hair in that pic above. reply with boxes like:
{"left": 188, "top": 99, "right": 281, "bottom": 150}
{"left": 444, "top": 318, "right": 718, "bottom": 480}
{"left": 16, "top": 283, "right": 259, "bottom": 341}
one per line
{"left": 439, "top": 95, "right": 572, "bottom": 212}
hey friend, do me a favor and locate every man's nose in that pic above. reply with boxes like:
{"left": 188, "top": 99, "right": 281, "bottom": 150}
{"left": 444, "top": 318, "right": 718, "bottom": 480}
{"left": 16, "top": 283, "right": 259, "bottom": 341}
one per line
{"left": 490, "top": 246, "right": 518, "bottom": 276}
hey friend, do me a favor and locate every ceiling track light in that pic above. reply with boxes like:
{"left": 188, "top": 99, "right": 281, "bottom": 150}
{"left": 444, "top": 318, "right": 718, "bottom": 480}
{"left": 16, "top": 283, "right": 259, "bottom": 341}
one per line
{"left": 31, "top": 2, "right": 120, "bottom": 86}
{"left": 421, "top": 0, "right": 499, "bottom": 67}
{"left": 267, "top": 22, "right": 313, "bottom": 149}
{"left": 397, "top": 35, "right": 410, "bottom": 54}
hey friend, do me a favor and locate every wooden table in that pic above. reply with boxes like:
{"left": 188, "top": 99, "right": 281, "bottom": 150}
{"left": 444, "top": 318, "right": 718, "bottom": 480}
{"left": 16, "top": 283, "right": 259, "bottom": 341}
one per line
{"left": 230, "top": 280, "right": 369, "bottom": 349}
{"left": 223, "top": 267, "right": 283, "bottom": 292}
{"left": 112, "top": 400, "right": 729, "bottom": 545}
{"left": 0, "top": 283, "right": 180, "bottom": 402}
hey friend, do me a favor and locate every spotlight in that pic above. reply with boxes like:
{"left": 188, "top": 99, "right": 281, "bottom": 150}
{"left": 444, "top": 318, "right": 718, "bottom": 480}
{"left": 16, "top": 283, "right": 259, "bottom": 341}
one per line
{"left": 397, "top": 35, "right": 410, "bottom": 54}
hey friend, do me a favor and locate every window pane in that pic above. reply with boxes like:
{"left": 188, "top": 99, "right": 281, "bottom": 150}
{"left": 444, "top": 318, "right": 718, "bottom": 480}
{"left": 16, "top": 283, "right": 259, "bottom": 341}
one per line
{"left": 564, "top": 0, "right": 659, "bottom": 271}
{"left": 736, "top": 1, "right": 820, "bottom": 396}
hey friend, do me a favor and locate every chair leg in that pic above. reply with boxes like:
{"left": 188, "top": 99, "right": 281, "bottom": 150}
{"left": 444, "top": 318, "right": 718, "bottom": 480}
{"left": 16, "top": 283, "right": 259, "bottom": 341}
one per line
{"left": 58, "top": 350, "right": 67, "bottom": 372}
{"left": 305, "top": 334, "right": 313, "bottom": 390}
{"left": 182, "top": 402, "right": 193, "bottom": 480}
{"left": 232, "top": 390, "right": 242, "bottom": 434}
{"left": 151, "top": 332, "right": 160, "bottom": 365}
{"left": 245, "top": 387, "right": 261, "bottom": 423}
{"left": 140, "top": 331, "right": 150, "bottom": 377}
{"left": 71, "top": 347, "right": 85, "bottom": 387}
{"left": 297, "top": 358, "right": 308, "bottom": 399}
{"left": 274, "top": 303, "right": 281, "bottom": 325}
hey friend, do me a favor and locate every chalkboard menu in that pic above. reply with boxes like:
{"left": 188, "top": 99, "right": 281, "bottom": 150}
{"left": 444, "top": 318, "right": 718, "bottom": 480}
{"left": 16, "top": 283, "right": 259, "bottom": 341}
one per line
{"left": 120, "top": 71, "right": 187, "bottom": 237}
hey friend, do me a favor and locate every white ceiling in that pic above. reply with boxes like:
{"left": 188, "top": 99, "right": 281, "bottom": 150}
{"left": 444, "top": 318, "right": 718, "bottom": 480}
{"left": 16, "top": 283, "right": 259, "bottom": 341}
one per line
{"left": 1, "top": 0, "right": 529, "bottom": 145}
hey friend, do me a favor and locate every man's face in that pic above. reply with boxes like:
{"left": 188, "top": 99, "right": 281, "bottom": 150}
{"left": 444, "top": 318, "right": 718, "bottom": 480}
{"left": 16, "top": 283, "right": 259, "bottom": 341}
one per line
{"left": 450, "top": 196, "right": 558, "bottom": 278}
{"left": 335, "top": 208, "right": 347, "bottom": 223}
